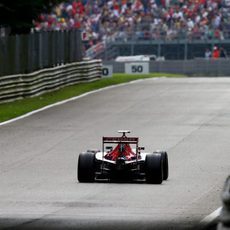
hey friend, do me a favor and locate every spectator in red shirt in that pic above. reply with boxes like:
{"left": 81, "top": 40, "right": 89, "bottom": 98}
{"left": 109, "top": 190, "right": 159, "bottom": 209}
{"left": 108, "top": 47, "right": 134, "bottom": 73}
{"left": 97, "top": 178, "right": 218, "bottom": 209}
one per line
{"left": 212, "top": 46, "right": 220, "bottom": 59}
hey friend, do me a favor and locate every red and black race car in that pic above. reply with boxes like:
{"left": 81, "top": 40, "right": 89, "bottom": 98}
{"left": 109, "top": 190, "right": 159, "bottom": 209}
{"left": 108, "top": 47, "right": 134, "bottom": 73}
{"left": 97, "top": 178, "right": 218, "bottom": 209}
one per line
{"left": 77, "top": 131, "right": 168, "bottom": 184}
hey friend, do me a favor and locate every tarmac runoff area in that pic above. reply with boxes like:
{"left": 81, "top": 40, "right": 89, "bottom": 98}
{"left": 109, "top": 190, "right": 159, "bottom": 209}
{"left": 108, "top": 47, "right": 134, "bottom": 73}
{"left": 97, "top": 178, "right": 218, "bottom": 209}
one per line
{"left": 0, "top": 77, "right": 230, "bottom": 229}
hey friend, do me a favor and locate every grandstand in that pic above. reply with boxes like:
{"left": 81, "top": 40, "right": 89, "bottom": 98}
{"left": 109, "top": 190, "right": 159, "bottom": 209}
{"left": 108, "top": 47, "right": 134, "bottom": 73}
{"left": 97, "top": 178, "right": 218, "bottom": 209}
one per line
{"left": 35, "top": 0, "right": 230, "bottom": 60}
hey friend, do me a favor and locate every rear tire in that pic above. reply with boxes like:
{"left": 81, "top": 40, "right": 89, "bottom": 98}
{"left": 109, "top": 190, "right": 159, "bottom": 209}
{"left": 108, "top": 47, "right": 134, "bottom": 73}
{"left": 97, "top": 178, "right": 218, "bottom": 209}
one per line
{"left": 145, "top": 154, "right": 163, "bottom": 184}
{"left": 78, "top": 152, "right": 95, "bottom": 182}
{"left": 160, "top": 152, "right": 169, "bottom": 180}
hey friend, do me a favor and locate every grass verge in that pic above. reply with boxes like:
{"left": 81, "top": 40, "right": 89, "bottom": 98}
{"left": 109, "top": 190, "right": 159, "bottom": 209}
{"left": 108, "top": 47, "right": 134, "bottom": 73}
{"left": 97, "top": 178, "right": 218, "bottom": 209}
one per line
{"left": 0, "top": 73, "right": 185, "bottom": 123}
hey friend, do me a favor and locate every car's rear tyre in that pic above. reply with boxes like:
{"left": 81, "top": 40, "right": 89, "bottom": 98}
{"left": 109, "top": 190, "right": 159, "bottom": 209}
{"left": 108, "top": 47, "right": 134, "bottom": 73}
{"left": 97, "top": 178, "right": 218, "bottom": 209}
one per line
{"left": 78, "top": 152, "right": 95, "bottom": 182}
{"left": 145, "top": 154, "right": 163, "bottom": 184}
{"left": 160, "top": 152, "right": 168, "bottom": 180}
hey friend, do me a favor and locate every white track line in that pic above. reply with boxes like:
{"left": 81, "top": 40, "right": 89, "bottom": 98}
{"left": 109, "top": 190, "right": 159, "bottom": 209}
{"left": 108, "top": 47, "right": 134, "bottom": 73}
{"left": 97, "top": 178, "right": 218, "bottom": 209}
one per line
{"left": 200, "top": 207, "right": 222, "bottom": 225}
{"left": 0, "top": 79, "right": 153, "bottom": 127}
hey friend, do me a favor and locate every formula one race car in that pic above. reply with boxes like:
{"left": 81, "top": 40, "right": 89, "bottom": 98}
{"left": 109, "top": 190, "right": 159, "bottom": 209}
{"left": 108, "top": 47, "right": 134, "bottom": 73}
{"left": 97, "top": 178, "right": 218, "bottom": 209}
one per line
{"left": 77, "top": 131, "right": 168, "bottom": 184}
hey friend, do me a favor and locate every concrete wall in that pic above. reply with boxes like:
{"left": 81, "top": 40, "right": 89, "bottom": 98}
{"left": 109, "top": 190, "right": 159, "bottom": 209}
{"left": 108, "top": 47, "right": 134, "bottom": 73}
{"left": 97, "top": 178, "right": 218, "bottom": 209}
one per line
{"left": 104, "top": 59, "right": 230, "bottom": 76}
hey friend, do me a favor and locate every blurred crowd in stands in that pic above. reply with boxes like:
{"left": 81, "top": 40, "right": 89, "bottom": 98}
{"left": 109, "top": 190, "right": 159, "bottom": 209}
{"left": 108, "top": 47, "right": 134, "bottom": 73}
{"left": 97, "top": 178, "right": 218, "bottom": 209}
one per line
{"left": 34, "top": 0, "right": 230, "bottom": 49}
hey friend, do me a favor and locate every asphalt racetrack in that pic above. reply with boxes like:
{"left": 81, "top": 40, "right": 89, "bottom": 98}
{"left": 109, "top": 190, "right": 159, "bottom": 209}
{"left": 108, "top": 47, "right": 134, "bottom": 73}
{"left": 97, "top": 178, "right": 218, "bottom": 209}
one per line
{"left": 0, "top": 77, "right": 230, "bottom": 229}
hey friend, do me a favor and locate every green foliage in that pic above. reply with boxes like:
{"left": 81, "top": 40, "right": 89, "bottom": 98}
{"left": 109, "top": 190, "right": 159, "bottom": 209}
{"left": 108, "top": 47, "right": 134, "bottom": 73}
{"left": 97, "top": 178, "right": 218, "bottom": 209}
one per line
{"left": 0, "top": 0, "right": 63, "bottom": 34}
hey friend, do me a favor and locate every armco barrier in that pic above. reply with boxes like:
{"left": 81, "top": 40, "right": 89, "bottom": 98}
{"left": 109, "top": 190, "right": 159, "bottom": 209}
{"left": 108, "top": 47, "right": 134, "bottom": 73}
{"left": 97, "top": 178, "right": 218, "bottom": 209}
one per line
{"left": 0, "top": 60, "right": 102, "bottom": 103}
{"left": 218, "top": 176, "right": 230, "bottom": 230}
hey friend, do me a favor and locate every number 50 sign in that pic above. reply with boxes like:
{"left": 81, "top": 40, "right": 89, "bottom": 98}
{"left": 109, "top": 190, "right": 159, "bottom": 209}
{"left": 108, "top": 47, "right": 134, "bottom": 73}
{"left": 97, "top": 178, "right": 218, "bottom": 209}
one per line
{"left": 125, "top": 62, "right": 149, "bottom": 74}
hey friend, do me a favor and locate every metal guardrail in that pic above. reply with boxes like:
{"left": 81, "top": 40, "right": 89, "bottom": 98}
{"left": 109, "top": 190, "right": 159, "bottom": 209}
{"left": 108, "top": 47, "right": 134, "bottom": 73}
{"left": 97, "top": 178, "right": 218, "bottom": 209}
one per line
{"left": 0, "top": 60, "right": 102, "bottom": 103}
{"left": 101, "top": 40, "right": 230, "bottom": 60}
{"left": 218, "top": 176, "right": 230, "bottom": 229}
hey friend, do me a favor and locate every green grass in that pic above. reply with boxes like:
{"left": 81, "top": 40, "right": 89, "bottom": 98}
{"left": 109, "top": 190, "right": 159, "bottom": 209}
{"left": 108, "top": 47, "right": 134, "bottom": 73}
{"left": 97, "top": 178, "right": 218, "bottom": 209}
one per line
{"left": 0, "top": 73, "right": 185, "bottom": 123}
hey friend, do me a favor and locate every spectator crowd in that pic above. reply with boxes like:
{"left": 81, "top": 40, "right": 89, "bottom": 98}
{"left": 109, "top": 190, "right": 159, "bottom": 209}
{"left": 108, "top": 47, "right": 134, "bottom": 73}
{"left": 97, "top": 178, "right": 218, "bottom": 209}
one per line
{"left": 34, "top": 0, "right": 230, "bottom": 49}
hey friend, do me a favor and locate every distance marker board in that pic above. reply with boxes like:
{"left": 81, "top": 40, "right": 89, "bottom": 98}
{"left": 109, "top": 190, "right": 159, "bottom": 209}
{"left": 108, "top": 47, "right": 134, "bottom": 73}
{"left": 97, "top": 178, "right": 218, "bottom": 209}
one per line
{"left": 102, "top": 65, "right": 113, "bottom": 78}
{"left": 125, "top": 62, "right": 149, "bottom": 74}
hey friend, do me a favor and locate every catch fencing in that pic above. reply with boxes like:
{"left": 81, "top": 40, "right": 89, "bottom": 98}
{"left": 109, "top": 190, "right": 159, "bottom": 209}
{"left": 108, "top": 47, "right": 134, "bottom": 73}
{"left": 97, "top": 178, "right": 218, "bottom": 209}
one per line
{"left": 0, "top": 59, "right": 102, "bottom": 103}
{"left": 0, "top": 30, "right": 83, "bottom": 77}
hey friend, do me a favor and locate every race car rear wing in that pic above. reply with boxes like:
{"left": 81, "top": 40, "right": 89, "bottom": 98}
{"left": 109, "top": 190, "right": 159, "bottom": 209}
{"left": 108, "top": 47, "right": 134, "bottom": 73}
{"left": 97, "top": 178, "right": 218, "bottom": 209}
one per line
{"left": 102, "top": 136, "right": 139, "bottom": 161}
{"left": 102, "top": 131, "right": 143, "bottom": 161}
{"left": 103, "top": 137, "right": 138, "bottom": 144}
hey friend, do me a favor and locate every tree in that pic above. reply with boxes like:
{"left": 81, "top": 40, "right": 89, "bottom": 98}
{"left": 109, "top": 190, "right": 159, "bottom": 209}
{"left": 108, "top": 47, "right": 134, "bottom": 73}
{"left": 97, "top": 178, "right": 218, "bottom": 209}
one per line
{"left": 0, "top": 0, "right": 63, "bottom": 34}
